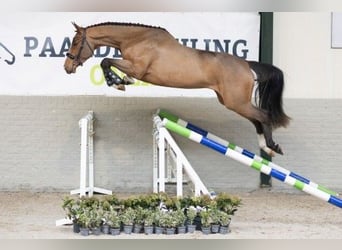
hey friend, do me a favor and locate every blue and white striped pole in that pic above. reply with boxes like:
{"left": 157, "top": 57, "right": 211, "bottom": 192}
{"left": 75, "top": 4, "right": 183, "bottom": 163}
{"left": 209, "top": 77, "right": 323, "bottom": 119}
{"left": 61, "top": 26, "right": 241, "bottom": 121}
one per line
{"left": 161, "top": 117, "right": 342, "bottom": 208}
{"left": 158, "top": 109, "right": 339, "bottom": 197}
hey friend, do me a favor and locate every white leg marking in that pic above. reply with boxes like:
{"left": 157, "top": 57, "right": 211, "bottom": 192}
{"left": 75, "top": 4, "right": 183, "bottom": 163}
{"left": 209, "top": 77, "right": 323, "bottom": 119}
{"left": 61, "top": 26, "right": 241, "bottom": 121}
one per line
{"left": 257, "top": 134, "right": 274, "bottom": 157}
{"left": 123, "top": 75, "right": 135, "bottom": 84}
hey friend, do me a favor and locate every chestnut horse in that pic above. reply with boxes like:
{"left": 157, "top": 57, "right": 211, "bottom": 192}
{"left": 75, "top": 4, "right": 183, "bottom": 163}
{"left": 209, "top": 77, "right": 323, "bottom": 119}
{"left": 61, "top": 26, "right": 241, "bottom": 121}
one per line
{"left": 64, "top": 22, "right": 290, "bottom": 156}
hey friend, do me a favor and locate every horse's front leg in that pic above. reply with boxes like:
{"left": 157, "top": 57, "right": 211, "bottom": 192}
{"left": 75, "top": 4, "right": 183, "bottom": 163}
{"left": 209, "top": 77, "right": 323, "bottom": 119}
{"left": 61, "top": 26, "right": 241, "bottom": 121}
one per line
{"left": 100, "top": 58, "right": 135, "bottom": 91}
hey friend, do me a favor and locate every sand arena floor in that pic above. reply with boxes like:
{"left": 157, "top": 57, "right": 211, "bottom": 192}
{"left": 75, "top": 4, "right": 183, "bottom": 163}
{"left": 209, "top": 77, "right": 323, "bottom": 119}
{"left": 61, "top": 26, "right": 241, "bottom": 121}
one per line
{"left": 0, "top": 189, "right": 341, "bottom": 239}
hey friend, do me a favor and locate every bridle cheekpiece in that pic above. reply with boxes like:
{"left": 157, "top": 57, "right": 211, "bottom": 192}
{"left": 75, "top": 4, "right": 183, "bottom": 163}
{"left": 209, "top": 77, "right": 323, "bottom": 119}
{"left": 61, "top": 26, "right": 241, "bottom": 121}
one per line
{"left": 66, "top": 29, "right": 93, "bottom": 66}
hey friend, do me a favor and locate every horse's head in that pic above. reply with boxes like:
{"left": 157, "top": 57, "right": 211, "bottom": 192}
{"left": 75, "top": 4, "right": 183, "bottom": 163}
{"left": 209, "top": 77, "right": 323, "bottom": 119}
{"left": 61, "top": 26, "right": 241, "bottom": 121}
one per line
{"left": 64, "top": 23, "right": 94, "bottom": 74}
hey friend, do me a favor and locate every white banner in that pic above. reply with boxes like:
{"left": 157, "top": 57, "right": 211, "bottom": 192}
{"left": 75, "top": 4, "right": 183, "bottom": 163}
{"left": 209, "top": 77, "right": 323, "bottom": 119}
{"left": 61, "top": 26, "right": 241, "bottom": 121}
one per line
{"left": 332, "top": 12, "right": 342, "bottom": 48}
{"left": 0, "top": 12, "right": 260, "bottom": 96}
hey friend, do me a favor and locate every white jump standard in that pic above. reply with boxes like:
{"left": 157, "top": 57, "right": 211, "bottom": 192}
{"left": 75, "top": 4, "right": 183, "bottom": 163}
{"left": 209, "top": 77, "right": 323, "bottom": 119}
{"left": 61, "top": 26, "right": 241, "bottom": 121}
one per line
{"left": 160, "top": 115, "right": 342, "bottom": 209}
{"left": 70, "top": 111, "right": 112, "bottom": 197}
{"left": 153, "top": 115, "right": 210, "bottom": 197}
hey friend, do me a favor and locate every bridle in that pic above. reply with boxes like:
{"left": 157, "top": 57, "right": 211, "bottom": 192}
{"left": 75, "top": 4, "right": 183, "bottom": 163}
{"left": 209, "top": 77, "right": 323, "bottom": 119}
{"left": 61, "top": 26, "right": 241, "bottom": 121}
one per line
{"left": 66, "top": 29, "right": 93, "bottom": 66}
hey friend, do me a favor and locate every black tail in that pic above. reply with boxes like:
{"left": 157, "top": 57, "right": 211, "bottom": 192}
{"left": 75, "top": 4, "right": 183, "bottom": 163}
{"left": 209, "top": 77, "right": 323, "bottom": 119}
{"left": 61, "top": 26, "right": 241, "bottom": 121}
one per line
{"left": 248, "top": 61, "right": 290, "bottom": 128}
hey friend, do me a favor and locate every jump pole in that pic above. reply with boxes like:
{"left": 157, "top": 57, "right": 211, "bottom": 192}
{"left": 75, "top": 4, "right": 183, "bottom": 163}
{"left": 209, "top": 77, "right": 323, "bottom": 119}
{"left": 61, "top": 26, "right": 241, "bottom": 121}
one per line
{"left": 161, "top": 117, "right": 342, "bottom": 208}
{"left": 157, "top": 109, "right": 339, "bottom": 197}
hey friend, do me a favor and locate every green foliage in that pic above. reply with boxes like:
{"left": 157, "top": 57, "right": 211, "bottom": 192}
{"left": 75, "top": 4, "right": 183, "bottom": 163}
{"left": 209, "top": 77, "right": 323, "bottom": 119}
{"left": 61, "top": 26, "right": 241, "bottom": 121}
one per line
{"left": 136, "top": 193, "right": 162, "bottom": 209}
{"left": 143, "top": 209, "right": 155, "bottom": 227}
{"left": 218, "top": 210, "right": 231, "bottom": 226}
{"left": 133, "top": 206, "right": 146, "bottom": 225}
{"left": 79, "top": 196, "right": 100, "bottom": 208}
{"left": 186, "top": 206, "right": 198, "bottom": 225}
{"left": 103, "top": 194, "right": 121, "bottom": 206}
{"left": 101, "top": 200, "right": 111, "bottom": 211}
{"left": 89, "top": 208, "right": 103, "bottom": 228}
{"left": 61, "top": 192, "right": 242, "bottom": 231}
{"left": 174, "top": 209, "right": 187, "bottom": 226}
{"left": 152, "top": 209, "right": 163, "bottom": 227}
{"left": 208, "top": 206, "right": 221, "bottom": 225}
{"left": 214, "top": 192, "right": 241, "bottom": 215}
{"left": 62, "top": 196, "right": 83, "bottom": 223}
{"left": 107, "top": 209, "right": 121, "bottom": 228}
{"left": 78, "top": 207, "right": 91, "bottom": 228}
{"left": 120, "top": 207, "right": 136, "bottom": 225}
{"left": 159, "top": 211, "right": 178, "bottom": 228}
{"left": 199, "top": 209, "right": 211, "bottom": 227}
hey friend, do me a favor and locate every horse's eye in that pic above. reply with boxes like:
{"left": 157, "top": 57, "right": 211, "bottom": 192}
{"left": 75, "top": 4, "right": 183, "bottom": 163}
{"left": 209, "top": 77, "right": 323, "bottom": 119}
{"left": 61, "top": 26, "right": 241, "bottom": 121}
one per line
{"left": 66, "top": 53, "right": 75, "bottom": 60}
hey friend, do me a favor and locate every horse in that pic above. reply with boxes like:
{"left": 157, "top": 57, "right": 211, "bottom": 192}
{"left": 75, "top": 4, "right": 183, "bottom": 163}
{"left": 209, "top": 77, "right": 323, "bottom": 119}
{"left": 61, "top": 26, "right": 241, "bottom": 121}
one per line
{"left": 64, "top": 22, "right": 290, "bottom": 156}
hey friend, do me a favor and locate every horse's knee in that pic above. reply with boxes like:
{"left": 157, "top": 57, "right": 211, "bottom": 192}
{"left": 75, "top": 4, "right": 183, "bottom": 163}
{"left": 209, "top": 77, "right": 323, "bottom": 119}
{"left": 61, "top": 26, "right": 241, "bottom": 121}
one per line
{"left": 100, "top": 58, "right": 111, "bottom": 68}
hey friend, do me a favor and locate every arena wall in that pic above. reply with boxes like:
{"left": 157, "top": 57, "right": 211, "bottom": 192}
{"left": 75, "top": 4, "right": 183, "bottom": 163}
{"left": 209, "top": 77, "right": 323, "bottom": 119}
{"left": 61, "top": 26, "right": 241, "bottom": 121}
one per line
{"left": 274, "top": 12, "right": 342, "bottom": 98}
{"left": 1, "top": 96, "right": 341, "bottom": 194}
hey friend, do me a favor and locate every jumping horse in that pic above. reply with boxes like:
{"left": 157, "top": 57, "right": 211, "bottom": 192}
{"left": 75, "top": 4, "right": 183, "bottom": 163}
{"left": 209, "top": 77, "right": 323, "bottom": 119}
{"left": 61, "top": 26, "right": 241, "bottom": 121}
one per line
{"left": 64, "top": 22, "right": 290, "bottom": 156}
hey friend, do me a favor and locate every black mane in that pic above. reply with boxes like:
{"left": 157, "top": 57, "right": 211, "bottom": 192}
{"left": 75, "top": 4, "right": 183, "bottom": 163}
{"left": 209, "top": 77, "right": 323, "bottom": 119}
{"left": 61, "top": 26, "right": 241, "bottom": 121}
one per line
{"left": 86, "top": 22, "right": 167, "bottom": 31}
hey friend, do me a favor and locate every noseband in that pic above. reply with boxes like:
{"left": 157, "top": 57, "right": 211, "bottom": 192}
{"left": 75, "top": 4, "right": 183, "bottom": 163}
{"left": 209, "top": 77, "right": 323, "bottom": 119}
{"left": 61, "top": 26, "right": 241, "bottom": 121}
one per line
{"left": 66, "top": 29, "right": 93, "bottom": 66}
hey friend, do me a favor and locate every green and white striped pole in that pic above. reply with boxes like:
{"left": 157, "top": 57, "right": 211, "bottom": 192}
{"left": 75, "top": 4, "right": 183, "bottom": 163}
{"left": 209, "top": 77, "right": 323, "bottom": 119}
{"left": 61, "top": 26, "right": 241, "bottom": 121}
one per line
{"left": 158, "top": 109, "right": 339, "bottom": 197}
{"left": 161, "top": 117, "right": 342, "bottom": 208}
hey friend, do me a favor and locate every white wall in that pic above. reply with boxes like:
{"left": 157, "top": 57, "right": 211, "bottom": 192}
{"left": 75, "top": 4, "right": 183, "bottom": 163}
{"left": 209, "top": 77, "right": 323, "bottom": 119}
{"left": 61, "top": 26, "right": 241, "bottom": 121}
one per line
{"left": 273, "top": 12, "right": 342, "bottom": 98}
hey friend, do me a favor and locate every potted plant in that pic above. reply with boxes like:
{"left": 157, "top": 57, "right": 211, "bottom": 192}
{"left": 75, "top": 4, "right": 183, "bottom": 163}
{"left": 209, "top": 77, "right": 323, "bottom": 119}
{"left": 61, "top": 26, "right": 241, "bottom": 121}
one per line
{"left": 62, "top": 196, "right": 81, "bottom": 233}
{"left": 174, "top": 209, "right": 187, "bottom": 234}
{"left": 199, "top": 208, "right": 212, "bottom": 235}
{"left": 89, "top": 208, "right": 103, "bottom": 235}
{"left": 186, "top": 206, "right": 197, "bottom": 233}
{"left": 143, "top": 209, "right": 155, "bottom": 235}
{"left": 133, "top": 206, "right": 147, "bottom": 234}
{"left": 215, "top": 192, "right": 241, "bottom": 216}
{"left": 209, "top": 206, "right": 221, "bottom": 233}
{"left": 159, "top": 211, "right": 177, "bottom": 235}
{"left": 218, "top": 211, "right": 231, "bottom": 234}
{"left": 153, "top": 209, "right": 164, "bottom": 234}
{"left": 107, "top": 210, "right": 121, "bottom": 236}
{"left": 101, "top": 210, "right": 111, "bottom": 234}
{"left": 197, "top": 194, "right": 212, "bottom": 208}
{"left": 78, "top": 209, "right": 91, "bottom": 236}
{"left": 120, "top": 207, "right": 136, "bottom": 234}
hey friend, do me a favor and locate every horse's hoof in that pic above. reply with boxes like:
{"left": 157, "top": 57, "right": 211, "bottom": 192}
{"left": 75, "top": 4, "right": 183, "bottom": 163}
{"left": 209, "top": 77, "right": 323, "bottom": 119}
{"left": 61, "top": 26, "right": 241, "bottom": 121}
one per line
{"left": 116, "top": 84, "right": 126, "bottom": 91}
{"left": 273, "top": 144, "right": 284, "bottom": 155}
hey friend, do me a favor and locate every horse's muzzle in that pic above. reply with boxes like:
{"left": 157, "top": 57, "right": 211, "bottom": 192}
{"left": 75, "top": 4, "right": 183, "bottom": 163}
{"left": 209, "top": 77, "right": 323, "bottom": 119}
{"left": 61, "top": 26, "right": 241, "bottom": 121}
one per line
{"left": 64, "top": 62, "right": 77, "bottom": 74}
{"left": 64, "top": 66, "right": 74, "bottom": 74}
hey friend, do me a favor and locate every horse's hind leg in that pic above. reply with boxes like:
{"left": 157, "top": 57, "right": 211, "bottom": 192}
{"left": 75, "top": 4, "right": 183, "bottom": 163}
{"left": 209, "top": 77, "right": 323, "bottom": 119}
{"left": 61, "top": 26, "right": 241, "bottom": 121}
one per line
{"left": 235, "top": 103, "right": 283, "bottom": 156}
{"left": 248, "top": 119, "right": 276, "bottom": 156}
{"left": 261, "top": 123, "right": 283, "bottom": 155}
{"left": 251, "top": 120, "right": 283, "bottom": 156}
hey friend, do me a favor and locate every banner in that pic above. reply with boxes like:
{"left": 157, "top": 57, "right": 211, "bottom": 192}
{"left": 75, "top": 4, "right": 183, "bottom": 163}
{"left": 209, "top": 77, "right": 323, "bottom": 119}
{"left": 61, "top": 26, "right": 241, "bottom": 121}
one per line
{"left": 0, "top": 12, "right": 260, "bottom": 96}
{"left": 332, "top": 12, "right": 342, "bottom": 48}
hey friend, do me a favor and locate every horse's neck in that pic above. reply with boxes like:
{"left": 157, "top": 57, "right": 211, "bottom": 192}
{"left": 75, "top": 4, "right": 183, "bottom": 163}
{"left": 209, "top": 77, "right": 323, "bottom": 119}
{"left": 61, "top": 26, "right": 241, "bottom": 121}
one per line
{"left": 87, "top": 25, "right": 150, "bottom": 49}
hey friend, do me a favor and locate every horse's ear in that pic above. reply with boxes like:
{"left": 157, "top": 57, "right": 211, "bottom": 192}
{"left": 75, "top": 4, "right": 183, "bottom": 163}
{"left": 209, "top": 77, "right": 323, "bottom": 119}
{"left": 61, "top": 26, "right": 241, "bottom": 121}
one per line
{"left": 72, "top": 22, "right": 83, "bottom": 32}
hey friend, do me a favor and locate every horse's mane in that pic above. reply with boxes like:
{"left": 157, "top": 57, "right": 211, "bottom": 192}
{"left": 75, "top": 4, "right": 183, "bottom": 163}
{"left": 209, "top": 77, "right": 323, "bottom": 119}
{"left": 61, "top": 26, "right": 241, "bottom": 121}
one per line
{"left": 86, "top": 22, "right": 167, "bottom": 31}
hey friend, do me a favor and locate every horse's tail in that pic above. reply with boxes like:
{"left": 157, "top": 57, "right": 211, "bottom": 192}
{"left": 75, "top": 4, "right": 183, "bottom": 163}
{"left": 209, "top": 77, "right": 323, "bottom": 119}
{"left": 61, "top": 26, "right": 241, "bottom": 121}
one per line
{"left": 248, "top": 61, "right": 290, "bottom": 128}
